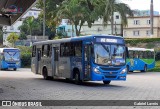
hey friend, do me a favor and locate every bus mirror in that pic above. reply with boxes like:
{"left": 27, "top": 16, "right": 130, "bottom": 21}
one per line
{"left": 126, "top": 47, "right": 129, "bottom": 58}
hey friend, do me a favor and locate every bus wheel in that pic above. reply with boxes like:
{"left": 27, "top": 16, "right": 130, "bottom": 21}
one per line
{"left": 103, "top": 80, "right": 111, "bottom": 85}
{"left": 14, "top": 68, "right": 17, "bottom": 71}
{"left": 74, "top": 71, "right": 82, "bottom": 85}
{"left": 43, "top": 68, "right": 49, "bottom": 80}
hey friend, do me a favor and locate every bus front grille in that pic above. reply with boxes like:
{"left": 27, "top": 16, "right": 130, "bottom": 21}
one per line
{"left": 100, "top": 67, "right": 121, "bottom": 71}
{"left": 105, "top": 76, "right": 117, "bottom": 78}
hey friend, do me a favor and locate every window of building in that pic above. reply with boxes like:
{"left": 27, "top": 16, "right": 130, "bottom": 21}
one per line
{"left": 147, "top": 20, "right": 150, "bottom": 24}
{"left": 34, "top": 12, "right": 37, "bottom": 16}
{"left": 29, "top": 12, "right": 32, "bottom": 16}
{"left": 133, "top": 20, "right": 140, "bottom": 25}
{"left": 115, "top": 15, "right": 119, "bottom": 19}
{"left": 146, "top": 30, "right": 150, "bottom": 36}
{"left": 133, "top": 31, "right": 140, "bottom": 36}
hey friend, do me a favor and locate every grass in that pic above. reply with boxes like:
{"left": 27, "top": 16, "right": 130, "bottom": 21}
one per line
{"left": 148, "top": 61, "right": 160, "bottom": 72}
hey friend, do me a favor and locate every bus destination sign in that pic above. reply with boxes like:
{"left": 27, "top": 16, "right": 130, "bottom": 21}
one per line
{"left": 95, "top": 38, "right": 123, "bottom": 44}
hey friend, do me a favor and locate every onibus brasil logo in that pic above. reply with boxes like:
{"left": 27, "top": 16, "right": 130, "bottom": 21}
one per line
{"left": 1, "top": 5, "right": 23, "bottom": 15}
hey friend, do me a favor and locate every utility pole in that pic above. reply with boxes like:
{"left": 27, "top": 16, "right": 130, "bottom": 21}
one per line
{"left": 150, "top": 0, "right": 153, "bottom": 38}
{"left": 43, "top": 0, "right": 46, "bottom": 40}
{"left": 115, "top": 21, "right": 117, "bottom": 35}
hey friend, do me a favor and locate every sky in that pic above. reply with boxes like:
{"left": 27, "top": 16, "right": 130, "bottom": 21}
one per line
{"left": 121, "top": 0, "right": 160, "bottom": 12}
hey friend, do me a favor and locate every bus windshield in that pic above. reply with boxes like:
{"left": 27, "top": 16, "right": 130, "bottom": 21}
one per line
{"left": 4, "top": 51, "right": 20, "bottom": 62}
{"left": 94, "top": 44, "right": 125, "bottom": 66}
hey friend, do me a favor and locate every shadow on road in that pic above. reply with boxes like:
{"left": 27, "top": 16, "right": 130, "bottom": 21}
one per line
{"left": 34, "top": 78, "right": 124, "bottom": 88}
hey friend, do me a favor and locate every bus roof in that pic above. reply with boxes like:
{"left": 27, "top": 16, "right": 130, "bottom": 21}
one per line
{"left": 33, "top": 35, "right": 124, "bottom": 46}
{"left": 128, "top": 47, "right": 154, "bottom": 51}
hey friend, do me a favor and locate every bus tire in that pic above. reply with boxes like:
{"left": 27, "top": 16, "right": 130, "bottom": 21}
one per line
{"left": 43, "top": 67, "right": 49, "bottom": 80}
{"left": 142, "top": 65, "right": 147, "bottom": 72}
{"left": 103, "top": 80, "right": 111, "bottom": 85}
{"left": 14, "top": 68, "right": 17, "bottom": 71}
{"left": 74, "top": 70, "right": 82, "bottom": 85}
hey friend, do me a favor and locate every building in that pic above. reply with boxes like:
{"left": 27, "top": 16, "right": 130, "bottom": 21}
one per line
{"left": 81, "top": 12, "right": 123, "bottom": 36}
{"left": 56, "top": 19, "right": 78, "bottom": 37}
{"left": 133, "top": 9, "right": 159, "bottom": 16}
{"left": 123, "top": 16, "right": 160, "bottom": 38}
{"left": 2, "top": 7, "right": 41, "bottom": 46}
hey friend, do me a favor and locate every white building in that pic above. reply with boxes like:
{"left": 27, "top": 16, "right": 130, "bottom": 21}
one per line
{"left": 2, "top": 7, "right": 41, "bottom": 46}
{"left": 81, "top": 12, "right": 123, "bottom": 36}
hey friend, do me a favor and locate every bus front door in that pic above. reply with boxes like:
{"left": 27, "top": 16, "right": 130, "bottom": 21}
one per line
{"left": 36, "top": 49, "right": 41, "bottom": 74}
{"left": 52, "top": 47, "right": 59, "bottom": 77}
{"left": 84, "top": 44, "right": 91, "bottom": 80}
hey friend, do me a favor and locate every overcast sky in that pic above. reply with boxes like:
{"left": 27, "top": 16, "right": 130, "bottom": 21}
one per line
{"left": 121, "top": 0, "right": 160, "bottom": 12}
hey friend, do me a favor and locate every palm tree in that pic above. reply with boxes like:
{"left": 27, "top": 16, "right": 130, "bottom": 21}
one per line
{"left": 103, "top": 0, "right": 133, "bottom": 35}
{"left": 20, "top": 16, "right": 40, "bottom": 44}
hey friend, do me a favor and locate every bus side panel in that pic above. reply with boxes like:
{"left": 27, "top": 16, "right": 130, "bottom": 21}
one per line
{"left": 31, "top": 57, "right": 36, "bottom": 73}
{"left": 41, "top": 57, "right": 52, "bottom": 76}
{"left": 70, "top": 57, "right": 82, "bottom": 79}
{"left": 59, "top": 57, "right": 71, "bottom": 78}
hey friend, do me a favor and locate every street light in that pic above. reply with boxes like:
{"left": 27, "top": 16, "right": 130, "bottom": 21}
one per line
{"left": 150, "top": 0, "right": 153, "bottom": 38}
{"left": 43, "top": 0, "right": 46, "bottom": 40}
{"left": 2, "top": 26, "right": 7, "bottom": 46}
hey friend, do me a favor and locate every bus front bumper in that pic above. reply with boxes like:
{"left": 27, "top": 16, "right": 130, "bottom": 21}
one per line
{"left": 91, "top": 72, "right": 127, "bottom": 81}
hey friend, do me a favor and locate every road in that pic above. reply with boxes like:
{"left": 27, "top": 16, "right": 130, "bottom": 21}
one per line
{"left": 0, "top": 68, "right": 160, "bottom": 109}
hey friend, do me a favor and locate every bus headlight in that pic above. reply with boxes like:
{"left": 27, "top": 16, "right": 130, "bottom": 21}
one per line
{"left": 93, "top": 67, "right": 101, "bottom": 74}
{"left": 120, "top": 68, "right": 126, "bottom": 74}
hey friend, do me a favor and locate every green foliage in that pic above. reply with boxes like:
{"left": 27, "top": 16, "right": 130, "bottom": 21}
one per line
{"left": 21, "top": 53, "right": 31, "bottom": 68}
{"left": 17, "top": 46, "right": 31, "bottom": 68}
{"left": 148, "top": 61, "right": 160, "bottom": 72}
{"left": 19, "top": 32, "right": 27, "bottom": 40}
{"left": 19, "top": 17, "right": 41, "bottom": 36}
{"left": 7, "top": 33, "right": 19, "bottom": 47}
{"left": 103, "top": 0, "right": 133, "bottom": 34}
{"left": 36, "top": 0, "right": 65, "bottom": 28}
{"left": 53, "top": 35, "right": 62, "bottom": 40}
{"left": 56, "top": 0, "right": 104, "bottom": 36}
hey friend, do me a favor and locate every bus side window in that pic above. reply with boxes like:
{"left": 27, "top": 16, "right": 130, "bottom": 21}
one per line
{"left": 60, "top": 43, "right": 65, "bottom": 57}
{"left": 42, "top": 45, "right": 49, "bottom": 57}
{"left": 143, "top": 51, "right": 147, "bottom": 59}
{"left": 75, "top": 42, "right": 82, "bottom": 57}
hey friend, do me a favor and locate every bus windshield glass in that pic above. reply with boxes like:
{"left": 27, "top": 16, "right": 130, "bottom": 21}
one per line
{"left": 94, "top": 44, "right": 125, "bottom": 66}
{"left": 4, "top": 51, "right": 20, "bottom": 62}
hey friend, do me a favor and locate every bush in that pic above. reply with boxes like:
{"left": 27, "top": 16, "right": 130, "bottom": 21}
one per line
{"left": 155, "top": 52, "right": 160, "bottom": 61}
{"left": 21, "top": 53, "right": 31, "bottom": 68}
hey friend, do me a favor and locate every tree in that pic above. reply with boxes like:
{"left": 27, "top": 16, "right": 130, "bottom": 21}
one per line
{"left": 36, "top": 0, "right": 65, "bottom": 29}
{"left": 19, "top": 17, "right": 41, "bottom": 43}
{"left": 103, "top": 0, "right": 133, "bottom": 35}
{"left": 56, "top": 0, "right": 104, "bottom": 36}
{"left": 7, "top": 33, "right": 19, "bottom": 47}
{"left": 19, "top": 32, "right": 27, "bottom": 40}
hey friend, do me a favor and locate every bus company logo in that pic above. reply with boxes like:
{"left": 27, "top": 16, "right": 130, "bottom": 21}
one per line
{"left": 2, "top": 101, "right": 11, "bottom": 106}
{"left": 1, "top": 5, "right": 23, "bottom": 15}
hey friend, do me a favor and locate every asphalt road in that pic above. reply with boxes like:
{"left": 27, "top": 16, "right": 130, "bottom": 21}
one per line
{"left": 0, "top": 68, "right": 160, "bottom": 109}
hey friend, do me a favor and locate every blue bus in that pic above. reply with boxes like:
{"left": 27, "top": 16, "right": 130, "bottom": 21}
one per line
{"left": 0, "top": 48, "right": 21, "bottom": 71}
{"left": 126, "top": 47, "right": 155, "bottom": 72}
{"left": 31, "top": 35, "right": 128, "bottom": 84}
